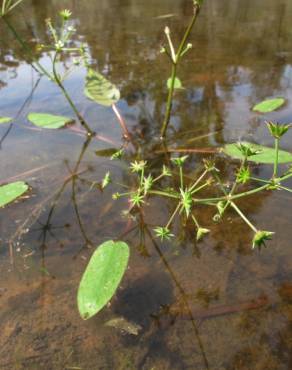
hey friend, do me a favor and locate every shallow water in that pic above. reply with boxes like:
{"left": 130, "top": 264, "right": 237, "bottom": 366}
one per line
{"left": 1, "top": 0, "right": 292, "bottom": 369}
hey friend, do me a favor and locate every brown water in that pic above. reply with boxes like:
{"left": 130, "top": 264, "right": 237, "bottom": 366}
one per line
{"left": 1, "top": 0, "right": 292, "bottom": 369}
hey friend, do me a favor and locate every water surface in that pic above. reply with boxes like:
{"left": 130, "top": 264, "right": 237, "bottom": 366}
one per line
{"left": 1, "top": 0, "right": 292, "bottom": 369}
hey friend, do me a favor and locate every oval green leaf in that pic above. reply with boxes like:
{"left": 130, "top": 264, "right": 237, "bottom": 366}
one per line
{"left": 252, "top": 98, "right": 285, "bottom": 113}
{"left": 77, "top": 240, "right": 130, "bottom": 320}
{"left": 0, "top": 116, "right": 12, "bottom": 124}
{"left": 167, "top": 77, "right": 183, "bottom": 90}
{"left": 27, "top": 113, "right": 73, "bottom": 129}
{"left": 84, "top": 69, "right": 120, "bottom": 107}
{"left": 0, "top": 181, "right": 29, "bottom": 208}
{"left": 223, "top": 142, "right": 292, "bottom": 164}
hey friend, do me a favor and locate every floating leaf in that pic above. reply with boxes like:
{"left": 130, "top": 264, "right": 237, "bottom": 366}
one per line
{"left": 167, "top": 77, "right": 183, "bottom": 90}
{"left": 223, "top": 142, "right": 292, "bottom": 164}
{"left": 0, "top": 117, "right": 12, "bottom": 124}
{"left": 252, "top": 98, "right": 285, "bottom": 113}
{"left": 84, "top": 69, "right": 120, "bottom": 106}
{"left": 0, "top": 181, "right": 29, "bottom": 207}
{"left": 77, "top": 240, "right": 130, "bottom": 320}
{"left": 27, "top": 113, "right": 73, "bottom": 129}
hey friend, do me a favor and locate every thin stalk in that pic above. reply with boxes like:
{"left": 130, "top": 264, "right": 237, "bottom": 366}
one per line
{"left": 191, "top": 214, "right": 200, "bottom": 229}
{"left": 160, "top": 2, "right": 202, "bottom": 138}
{"left": 189, "top": 169, "right": 208, "bottom": 192}
{"left": 71, "top": 137, "right": 94, "bottom": 247}
{"left": 193, "top": 183, "right": 269, "bottom": 204}
{"left": 179, "top": 166, "right": 184, "bottom": 189}
{"left": 166, "top": 202, "right": 182, "bottom": 229}
{"left": 161, "top": 62, "right": 177, "bottom": 138}
{"left": 190, "top": 181, "right": 209, "bottom": 195}
{"left": 148, "top": 189, "right": 180, "bottom": 199}
{"left": 212, "top": 170, "right": 228, "bottom": 196}
{"left": 112, "top": 103, "right": 132, "bottom": 141}
{"left": 52, "top": 52, "right": 94, "bottom": 135}
{"left": 221, "top": 157, "right": 247, "bottom": 214}
{"left": 250, "top": 177, "right": 271, "bottom": 184}
{"left": 276, "top": 184, "right": 292, "bottom": 193}
{"left": 251, "top": 171, "right": 292, "bottom": 185}
{"left": 273, "top": 138, "right": 279, "bottom": 178}
{"left": 230, "top": 202, "right": 257, "bottom": 233}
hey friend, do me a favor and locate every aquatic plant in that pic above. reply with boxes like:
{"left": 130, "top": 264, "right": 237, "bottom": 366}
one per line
{"left": 2, "top": 1, "right": 292, "bottom": 322}
{"left": 111, "top": 121, "right": 292, "bottom": 250}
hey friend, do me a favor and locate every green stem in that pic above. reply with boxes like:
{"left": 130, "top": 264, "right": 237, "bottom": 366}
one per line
{"left": 148, "top": 190, "right": 180, "bottom": 199}
{"left": 52, "top": 52, "right": 94, "bottom": 135}
{"left": 191, "top": 214, "right": 200, "bottom": 229}
{"left": 189, "top": 169, "right": 208, "bottom": 192}
{"left": 166, "top": 202, "right": 182, "bottom": 228}
{"left": 273, "top": 137, "right": 279, "bottom": 178}
{"left": 190, "top": 181, "right": 209, "bottom": 195}
{"left": 221, "top": 157, "right": 247, "bottom": 214}
{"left": 180, "top": 166, "right": 184, "bottom": 189}
{"left": 161, "top": 62, "right": 177, "bottom": 138}
{"left": 160, "top": 2, "right": 202, "bottom": 138}
{"left": 276, "top": 184, "right": 292, "bottom": 193}
{"left": 212, "top": 170, "right": 227, "bottom": 196}
{"left": 230, "top": 202, "right": 257, "bottom": 233}
{"left": 193, "top": 183, "right": 269, "bottom": 204}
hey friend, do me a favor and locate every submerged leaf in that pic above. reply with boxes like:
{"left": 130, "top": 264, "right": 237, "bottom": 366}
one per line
{"left": 84, "top": 69, "right": 120, "bottom": 106}
{"left": 28, "top": 113, "right": 73, "bottom": 129}
{"left": 0, "top": 181, "right": 29, "bottom": 207}
{"left": 167, "top": 77, "right": 183, "bottom": 90}
{"left": 0, "top": 117, "right": 12, "bottom": 124}
{"left": 77, "top": 240, "right": 129, "bottom": 320}
{"left": 252, "top": 98, "right": 285, "bottom": 113}
{"left": 95, "top": 148, "right": 119, "bottom": 157}
{"left": 105, "top": 317, "right": 142, "bottom": 335}
{"left": 223, "top": 142, "right": 292, "bottom": 164}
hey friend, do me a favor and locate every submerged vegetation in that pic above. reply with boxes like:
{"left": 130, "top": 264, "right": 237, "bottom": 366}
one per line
{"left": 1, "top": 0, "right": 292, "bottom": 322}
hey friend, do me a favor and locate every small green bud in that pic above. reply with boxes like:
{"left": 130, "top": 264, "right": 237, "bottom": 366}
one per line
{"left": 130, "top": 192, "right": 144, "bottom": 207}
{"left": 110, "top": 148, "right": 124, "bottom": 160}
{"left": 236, "top": 142, "right": 261, "bottom": 158}
{"left": 252, "top": 230, "right": 274, "bottom": 249}
{"left": 143, "top": 174, "right": 153, "bottom": 194}
{"left": 266, "top": 121, "right": 291, "bottom": 139}
{"left": 162, "top": 165, "right": 171, "bottom": 177}
{"left": 196, "top": 227, "right": 210, "bottom": 241}
{"left": 153, "top": 226, "right": 174, "bottom": 241}
{"left": 171, "top": 155, "right": 188, "bottom": 167}
{"left": 236, "top": 166, "right": 250, "bottom": 184}
{"left": 180, "top": 188, "right": 192, "bottom": 218}
{"left": 59, "top": 9, "right": 72, "bottom": 20}
{"left": 130, "top": 160, "right": 147, "bottom": 173}
{"left": 55, "top": 40, "right": 64, "bottom": 51}
{"left": 216, "top": 200, "right": 227, "bottom": 216}
{"left": 101, "top": 171, "right": 111, "bottom": 189}
{"left": 203, "top": 158, "right": 218, "bottom": 172}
